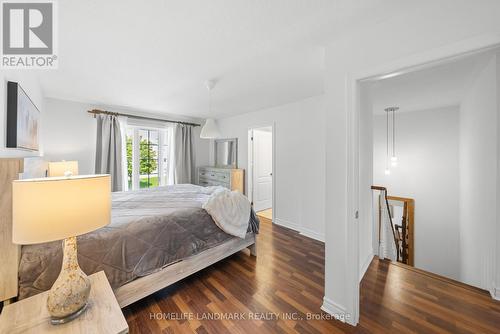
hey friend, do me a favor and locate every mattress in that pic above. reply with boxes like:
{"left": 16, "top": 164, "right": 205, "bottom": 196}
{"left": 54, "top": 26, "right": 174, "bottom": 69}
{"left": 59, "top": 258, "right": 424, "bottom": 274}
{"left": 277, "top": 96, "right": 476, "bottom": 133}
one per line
{"left": 18, "top": 184, "right": 259, "bottom": 299}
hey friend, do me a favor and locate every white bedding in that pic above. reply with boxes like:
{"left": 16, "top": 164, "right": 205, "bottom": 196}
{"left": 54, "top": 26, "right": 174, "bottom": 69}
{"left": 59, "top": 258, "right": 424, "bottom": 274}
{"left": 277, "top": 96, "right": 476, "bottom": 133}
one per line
{"left": 202, "top": 187, "right": 252, "bottom": 238}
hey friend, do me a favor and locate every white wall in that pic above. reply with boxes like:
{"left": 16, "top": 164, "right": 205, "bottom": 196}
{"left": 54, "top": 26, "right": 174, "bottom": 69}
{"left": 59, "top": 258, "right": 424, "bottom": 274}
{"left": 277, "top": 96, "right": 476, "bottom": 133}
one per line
{"left": 42, "top": 98, "right": 210, "bottom": 176}
{"left": 323, "top": 1, "right": 500, "bottom": 323}
{"left": 373, "top": 107, "right": 461, "bottom": 280}
{"left": 216, "top": 95, "right": 326, "bottom": 241}
{"left": 496, "top": 54, "right": 500, "bottom": 300}
{"left": 42, "top": 98, "right": 97, "bottom": 174}
{"left": 358, "top": 85, "right": 374, "bottom": 279}
{"left": 459, "top": 56, "right": 497, "bottom": 289}
{"left": 0, "top": 72, "right": 43, "bottom": 158}
{"left": 193, "top": 126, "right": 210, "bottom": 182}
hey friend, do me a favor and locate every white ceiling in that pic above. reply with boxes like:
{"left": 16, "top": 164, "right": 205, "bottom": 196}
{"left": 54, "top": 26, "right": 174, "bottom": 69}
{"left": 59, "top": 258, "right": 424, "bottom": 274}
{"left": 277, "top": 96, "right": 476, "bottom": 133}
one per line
{"left": 37, "top": 0, "right": 409, "bottom": 119}
{"left": 367, "top": 51, "right": 496, "bottom": 115}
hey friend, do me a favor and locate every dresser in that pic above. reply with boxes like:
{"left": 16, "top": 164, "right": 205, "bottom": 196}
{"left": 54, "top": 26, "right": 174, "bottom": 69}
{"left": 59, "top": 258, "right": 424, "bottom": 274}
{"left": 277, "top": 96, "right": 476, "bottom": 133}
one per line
{"left": 198, "top": 167, "right": 244, "bottom": 193}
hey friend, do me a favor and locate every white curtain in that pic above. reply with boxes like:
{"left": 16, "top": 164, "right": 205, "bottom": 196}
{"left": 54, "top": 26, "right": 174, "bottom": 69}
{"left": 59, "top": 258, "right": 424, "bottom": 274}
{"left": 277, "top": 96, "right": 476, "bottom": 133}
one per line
{"left": 118, "top": 116, "right": 128, "bottom": 191}
{"left": 95, "top": 115, "right": 123, "bottom": 191}
{"left": 173, "top": 124, "right": 195, "bottom": 184}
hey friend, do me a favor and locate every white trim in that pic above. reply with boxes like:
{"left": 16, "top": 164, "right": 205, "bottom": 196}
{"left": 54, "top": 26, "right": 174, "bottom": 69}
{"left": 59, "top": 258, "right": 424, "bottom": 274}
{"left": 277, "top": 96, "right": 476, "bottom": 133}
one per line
{"left": 359, "top": 254, "right": 373, "bottom": 282}
{"left": 247, "top": 130, "right": 254, "bottom": 200}
{"left": 274, "top": 218, "right": 300, "bottom": 232}
{"left": 271, "top": 125, "right": 276, "bottom": 224}
{"left": 300, "top": 227, "right": 325, "bottom": 243}
{"left": 118, "top": 116, "right": 129, "bottom": 191}
{"left": 274, "top": 218, "right": 325, "bottom": 243}
{"left": 321, "top": 297, "right": 350, "bottom": 324}
{"left": 132, "top": 128, "right": 139, "bottom": 190}
{"left": 354, "top": 34, "right": 500, "bottom": 81}
{"left": 345, "top": 33, "right": 500, "bottom": 326}
{"left": 345, "top": 72, "right": 360, "bottom": 326}
{"left": 127, "top": 126, "right": 171, "bottom": 190}
{"left": 490, "top": 285, "right": 500, "bottom": 301}
{"left": 247, "top": 123, "right": 276, "bottom": 224}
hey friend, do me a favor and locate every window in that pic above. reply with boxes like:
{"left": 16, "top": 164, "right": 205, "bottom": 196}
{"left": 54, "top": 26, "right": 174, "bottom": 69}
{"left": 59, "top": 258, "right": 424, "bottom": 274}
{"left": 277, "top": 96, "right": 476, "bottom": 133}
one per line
{"left": 126, "top": 128, "right": 133, "bottom": 189}
{"left": 126, "top": 126, "right": 170, "bottom": 190}
{"left": 139, "top": 129, "right": 159, "bottom": 188}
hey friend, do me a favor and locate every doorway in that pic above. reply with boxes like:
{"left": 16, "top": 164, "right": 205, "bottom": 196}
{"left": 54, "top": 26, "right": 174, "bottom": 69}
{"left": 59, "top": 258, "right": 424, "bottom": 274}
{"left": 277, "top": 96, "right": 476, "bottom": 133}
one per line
{"left": 343, "top": 40, "right": 500, "bottom": 326}
{"left": 362, "top": 48, "right": 500, "bottom": 287}
{"left": 248, "top": 126, "right": 274, "bottom": 222}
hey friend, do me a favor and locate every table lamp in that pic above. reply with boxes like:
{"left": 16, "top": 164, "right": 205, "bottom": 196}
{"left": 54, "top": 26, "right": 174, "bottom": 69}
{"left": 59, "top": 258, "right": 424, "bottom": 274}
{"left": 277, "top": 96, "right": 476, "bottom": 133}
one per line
{"left": 48, "top": 160, "right": 79, "bottom": 177}
{"left": 12, "top": 174, "right": 111, "bottom": 324}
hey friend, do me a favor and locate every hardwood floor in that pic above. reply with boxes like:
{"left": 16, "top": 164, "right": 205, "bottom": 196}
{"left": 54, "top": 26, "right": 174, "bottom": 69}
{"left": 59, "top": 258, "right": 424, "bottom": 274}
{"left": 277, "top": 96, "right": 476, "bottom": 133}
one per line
{"left": 124, "top": 217, "right": 500, "bottom": 333}
{"left": 360, "top": 259, "right": 500, "bottom": 333}
{"left": 256, "top": 208, "right": 273, "bottom": 221}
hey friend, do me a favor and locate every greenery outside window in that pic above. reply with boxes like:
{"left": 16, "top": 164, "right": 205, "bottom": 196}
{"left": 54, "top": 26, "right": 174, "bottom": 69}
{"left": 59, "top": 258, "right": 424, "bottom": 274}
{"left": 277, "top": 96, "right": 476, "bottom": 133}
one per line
{"left": 126, "top": 126, "right": 170, "bottom": 190}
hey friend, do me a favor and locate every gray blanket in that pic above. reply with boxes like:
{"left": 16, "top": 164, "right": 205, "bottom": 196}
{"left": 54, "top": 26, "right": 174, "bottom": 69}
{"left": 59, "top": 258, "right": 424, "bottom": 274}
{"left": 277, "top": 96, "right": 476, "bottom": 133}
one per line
{"left": 18, "top": 184, "right": 259, "bottom": 299}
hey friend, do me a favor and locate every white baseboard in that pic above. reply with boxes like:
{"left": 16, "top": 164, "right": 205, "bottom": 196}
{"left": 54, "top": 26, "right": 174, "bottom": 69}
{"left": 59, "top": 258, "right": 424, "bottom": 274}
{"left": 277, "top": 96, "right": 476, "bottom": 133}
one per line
{"left": 359, "top": 253, "right": 374, "bottom": 282}
{"left": 300, "top": 227, "right": 325, "bottom": 242}
{"left": 273, "top": 218, "right": 300, "bottom": 231}
{"left": 490, "top": 285, "right": 500, "bottom": 301}
{"left": 273, "top": 218, "right": 325, "bottom": 243}
{"left": 321, "top": 297, "right": 350, "bottom": 324}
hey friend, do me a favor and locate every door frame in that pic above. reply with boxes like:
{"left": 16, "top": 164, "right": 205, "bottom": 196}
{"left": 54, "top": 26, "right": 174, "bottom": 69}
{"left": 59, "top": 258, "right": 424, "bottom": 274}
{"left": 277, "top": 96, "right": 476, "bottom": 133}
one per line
{"left": 248, "top": 123, "right": 276, "bottom": 223}
{"left": 345, "top": 34, "right": 500, "bottom": 325}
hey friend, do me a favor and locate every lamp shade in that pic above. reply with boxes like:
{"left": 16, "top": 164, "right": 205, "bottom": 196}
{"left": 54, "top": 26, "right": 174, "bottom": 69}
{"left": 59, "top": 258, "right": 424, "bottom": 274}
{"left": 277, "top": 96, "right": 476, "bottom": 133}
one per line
{"left": 12, "top": 174, "right": 111, "bottom": 244}
{"left": 48, "top": 160, "right": 79, "bottom": 177}
{"left": 200, "top": 118, "right": 221, "bottom": 139}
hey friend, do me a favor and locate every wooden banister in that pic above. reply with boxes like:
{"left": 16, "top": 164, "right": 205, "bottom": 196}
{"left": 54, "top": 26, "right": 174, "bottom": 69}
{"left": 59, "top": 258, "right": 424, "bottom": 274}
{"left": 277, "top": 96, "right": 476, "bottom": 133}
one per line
{"left": 372, "top": 185, "right": 400, "bottom": 262}
{"left": 372, "top": 186, "right": 415, "bottom": 266}
{"left": 388, "top": 196, "right": 415, "bottom": 266}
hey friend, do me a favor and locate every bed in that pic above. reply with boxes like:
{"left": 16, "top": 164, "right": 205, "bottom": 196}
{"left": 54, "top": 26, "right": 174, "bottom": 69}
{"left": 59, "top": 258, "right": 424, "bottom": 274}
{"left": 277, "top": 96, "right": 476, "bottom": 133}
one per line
{"left": 0, "top": 166, "right": 258, "bottom": 308}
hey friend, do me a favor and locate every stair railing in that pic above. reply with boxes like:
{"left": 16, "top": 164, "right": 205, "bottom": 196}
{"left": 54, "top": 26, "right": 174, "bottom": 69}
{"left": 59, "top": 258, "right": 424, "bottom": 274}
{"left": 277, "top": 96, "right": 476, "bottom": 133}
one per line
{"left": 371, "top": 186, "right": 400, "bottom": 262}
{"left": 387, "top": 195, "right": 415, "bottom": 266}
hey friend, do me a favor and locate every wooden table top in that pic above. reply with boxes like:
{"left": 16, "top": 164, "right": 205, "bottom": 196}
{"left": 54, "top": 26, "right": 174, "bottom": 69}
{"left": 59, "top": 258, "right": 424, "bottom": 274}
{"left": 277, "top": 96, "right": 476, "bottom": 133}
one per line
{"left": 0, "top": 271, "right": 128, "bottom": 334}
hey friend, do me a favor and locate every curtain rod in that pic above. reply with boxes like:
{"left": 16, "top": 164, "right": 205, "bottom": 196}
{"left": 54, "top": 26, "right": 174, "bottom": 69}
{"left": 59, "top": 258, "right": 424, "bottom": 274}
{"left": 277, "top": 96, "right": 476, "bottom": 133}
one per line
{"left": 87, "top": 109, "right": 201, "bottom": 127}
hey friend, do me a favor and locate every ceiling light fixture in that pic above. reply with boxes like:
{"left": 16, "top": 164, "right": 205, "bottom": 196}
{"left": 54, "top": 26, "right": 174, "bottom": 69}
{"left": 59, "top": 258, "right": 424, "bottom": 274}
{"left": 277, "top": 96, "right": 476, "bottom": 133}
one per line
{"left": 200, "top": 80, "right": 221, "bottom": 139}
{"left": 384, "top": 107, "right": 399, "bottom": 174}
{"left": 385, "top": 108, "right": 391, "bottom": 176}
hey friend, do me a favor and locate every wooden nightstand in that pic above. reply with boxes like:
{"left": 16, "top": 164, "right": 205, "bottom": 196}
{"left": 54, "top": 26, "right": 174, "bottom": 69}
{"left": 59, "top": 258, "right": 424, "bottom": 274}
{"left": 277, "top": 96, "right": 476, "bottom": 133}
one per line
{"left": 0, "top": 271, "right": 128, "bottom": 334}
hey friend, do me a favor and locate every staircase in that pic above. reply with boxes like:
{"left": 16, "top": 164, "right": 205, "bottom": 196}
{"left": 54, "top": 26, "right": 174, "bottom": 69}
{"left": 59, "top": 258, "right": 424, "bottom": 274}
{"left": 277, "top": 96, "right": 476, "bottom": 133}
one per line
{"left": 372, "top": 186, "right": 414, "bottom": 266}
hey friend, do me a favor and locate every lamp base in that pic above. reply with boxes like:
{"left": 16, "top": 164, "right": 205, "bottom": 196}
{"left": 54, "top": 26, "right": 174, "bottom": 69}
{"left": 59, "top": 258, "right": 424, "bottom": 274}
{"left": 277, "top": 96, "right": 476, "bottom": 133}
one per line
{"left": 47, "top": 236, "right": 91, "bottom": 324}
{"left": 50, "top": 303, "right": 88, "bottom": 325}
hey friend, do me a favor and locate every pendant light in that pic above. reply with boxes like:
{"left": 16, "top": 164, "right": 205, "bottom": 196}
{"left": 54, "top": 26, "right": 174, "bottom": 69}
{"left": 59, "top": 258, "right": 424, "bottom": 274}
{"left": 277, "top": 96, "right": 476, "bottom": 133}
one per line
{"left": 384, "top": 108, "right": 391, "bottom": 176}
{"left": 390, "top": 107, "right": 399, "bottom": 167}
{"left": 384, "top": 106, "right": 399, "bottom": 175}
{"left": 200, "top": 80, "right": 221, "bottom": 139}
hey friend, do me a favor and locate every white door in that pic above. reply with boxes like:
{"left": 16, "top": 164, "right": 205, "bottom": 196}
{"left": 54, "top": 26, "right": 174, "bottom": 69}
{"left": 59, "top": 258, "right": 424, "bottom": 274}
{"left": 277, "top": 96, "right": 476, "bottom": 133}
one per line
{"left": 252, "top": 128, "right": 273, "bottom": 212}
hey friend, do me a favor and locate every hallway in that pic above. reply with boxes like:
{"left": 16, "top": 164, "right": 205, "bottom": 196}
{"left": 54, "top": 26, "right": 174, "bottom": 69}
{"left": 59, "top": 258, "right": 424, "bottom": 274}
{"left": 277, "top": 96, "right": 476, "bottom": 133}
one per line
{"left": 256, "top": 208, "right": 272, "bottom": 221}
